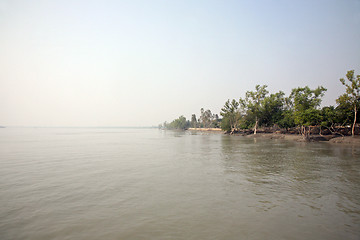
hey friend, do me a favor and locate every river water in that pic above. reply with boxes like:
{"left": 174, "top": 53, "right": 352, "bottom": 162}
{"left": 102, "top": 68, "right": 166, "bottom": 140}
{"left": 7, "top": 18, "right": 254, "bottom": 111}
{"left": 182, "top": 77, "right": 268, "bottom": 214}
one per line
{"left": 0, "top": 128, "right": 359, "bottom": 240}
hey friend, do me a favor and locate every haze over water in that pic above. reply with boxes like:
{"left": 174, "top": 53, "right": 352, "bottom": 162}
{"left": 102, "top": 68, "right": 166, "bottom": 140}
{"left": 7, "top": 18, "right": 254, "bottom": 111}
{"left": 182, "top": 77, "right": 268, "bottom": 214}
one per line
{"left": 1, "top": 128, "right": 359, "bottom": 239}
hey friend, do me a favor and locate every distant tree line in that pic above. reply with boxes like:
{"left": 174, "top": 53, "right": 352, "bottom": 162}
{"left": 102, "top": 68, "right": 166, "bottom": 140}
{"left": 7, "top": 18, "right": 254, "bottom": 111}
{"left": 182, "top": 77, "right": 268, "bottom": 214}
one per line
{"left": 160, "top": 69, "right": 360, "bottom": 137}
{"left": 159, "top": 108, "right": 221, "bottom": 130}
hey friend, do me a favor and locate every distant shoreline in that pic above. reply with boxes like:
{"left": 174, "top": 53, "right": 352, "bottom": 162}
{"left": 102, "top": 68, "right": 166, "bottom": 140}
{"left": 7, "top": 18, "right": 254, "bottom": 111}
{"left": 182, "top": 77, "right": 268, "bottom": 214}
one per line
{"left": 188, "top": 128, "right": 223, "bottom": 132}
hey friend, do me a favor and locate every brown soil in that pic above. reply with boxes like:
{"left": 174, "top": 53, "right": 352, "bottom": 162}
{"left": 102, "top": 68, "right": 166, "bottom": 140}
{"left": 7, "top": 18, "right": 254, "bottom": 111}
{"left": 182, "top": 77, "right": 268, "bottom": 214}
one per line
{"left": 245, "top": 133, "right": 360, "bottom": 145}
{"left": 328, "top": 136, "right": 360, "bottom": 145}
{"left": 187, "top": 129, "right": 360, "bottom": 145}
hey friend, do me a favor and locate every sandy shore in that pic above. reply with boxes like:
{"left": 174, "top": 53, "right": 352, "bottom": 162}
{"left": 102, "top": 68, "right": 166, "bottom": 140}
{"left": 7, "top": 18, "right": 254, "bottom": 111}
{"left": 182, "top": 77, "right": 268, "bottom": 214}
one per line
{"left": 188, "top": 128, "right": 223, "bottom": 132}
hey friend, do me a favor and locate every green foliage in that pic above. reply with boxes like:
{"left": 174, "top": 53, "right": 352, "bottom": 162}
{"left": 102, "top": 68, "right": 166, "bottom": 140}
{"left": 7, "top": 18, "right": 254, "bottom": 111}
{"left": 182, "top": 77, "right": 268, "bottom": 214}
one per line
{"left": 338, "top": 69, "right": 360, "bottom": 136}
{"left": 211, "top": 114, "right": 221, "bottom": 128}
{"left": 220, "top": 99, "right": 241, "bottom": 132}
{"left": 199, "top": 108, "right": 214, "bottom": 128}
{"left": 340, "top": 70, "right": 360, "bottom": 100}
{"left": 261, "top": 91, "right": 285, "bottom": 127}
{"left": 277, "top": 110, "right": 295, "bottom": 129}
{"left": 296, "top": 108, "right": 322, "bottom": 126}
{"left": 241, "top": 85, "right": 269, "bottom": 118}
{"left": 320, "top": 106, "right": 336, "bottom": 128}
{"left": 168, "top": 109, "right": 220, "bottom": 130}
{"left": 191, "top": 114, "right": 197, "bottom": 128}
{"left": 240, "top": 85, "right": 269, "bottom": 133}
{"left": 164, "top": 116, "right": 190, "bottom": 130}
{"left": 290, "top": 86, "right": 326, "bottom": 112}
{"left": 220, "top": 115, "right": 231, "bottom": 132}
{"left": 320, "top": 105, "right": 351, "bottom": 133}
{"left": 161, "top": 70, "right": 359, "bottom": 136}
{"left": 335, "top": 94, "right": 354, "bottom": 126}
{"left": 290, "top": 86, "right": 326, "bottom": 127}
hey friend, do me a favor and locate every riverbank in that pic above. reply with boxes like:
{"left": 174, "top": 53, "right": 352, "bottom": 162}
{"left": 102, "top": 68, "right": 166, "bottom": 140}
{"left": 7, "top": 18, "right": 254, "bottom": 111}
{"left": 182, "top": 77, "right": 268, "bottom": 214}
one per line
{"left": 328, "top": 135, "right": 360, "bottom": 144}
{"left": 187, "top": 128, "right": 360, "bottom": 145}
{"left": 245, "top": 133, "right": 360, "bottom": 145}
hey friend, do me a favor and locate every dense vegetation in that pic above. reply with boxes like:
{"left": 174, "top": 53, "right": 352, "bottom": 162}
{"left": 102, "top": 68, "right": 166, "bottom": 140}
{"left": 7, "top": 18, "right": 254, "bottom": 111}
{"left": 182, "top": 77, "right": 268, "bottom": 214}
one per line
{"left": 160, "top": 108, "right": 221, "bottom": 130}
{"left": 160, "top": 69, "right": 360, "bottom": 137}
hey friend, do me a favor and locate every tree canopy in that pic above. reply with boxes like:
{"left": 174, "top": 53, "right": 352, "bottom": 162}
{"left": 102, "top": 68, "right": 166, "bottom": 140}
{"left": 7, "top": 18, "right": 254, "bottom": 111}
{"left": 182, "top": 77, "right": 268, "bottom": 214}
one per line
{"left": 289, "top": 86, "right": 327, "bottom": 137}
{"left": 338, "top": 69, "right": 360, "bottom": 136}
{"left": 220, "top": 99, "right": 241, "bottom": 133}
{"left": 162, "top": 116, "right": 190, "bottom": 130}
{"left": 161, "top": 68, "right": 359, "bottom": 136}
{"left": 240, "top": 85, "right": 269, "bottom": 134}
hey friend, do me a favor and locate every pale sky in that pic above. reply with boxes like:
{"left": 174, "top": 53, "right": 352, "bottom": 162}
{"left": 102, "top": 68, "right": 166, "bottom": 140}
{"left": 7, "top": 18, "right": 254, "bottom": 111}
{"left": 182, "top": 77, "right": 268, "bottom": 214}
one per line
{"left": 1, "top": 0, "right": 360, "bottom": 127}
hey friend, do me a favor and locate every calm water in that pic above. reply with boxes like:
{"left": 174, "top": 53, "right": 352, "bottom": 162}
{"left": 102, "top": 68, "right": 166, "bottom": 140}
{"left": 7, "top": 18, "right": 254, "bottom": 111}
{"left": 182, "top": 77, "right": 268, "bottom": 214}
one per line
{"left": 0, "top": 128, "right": 359, "bottom": 240}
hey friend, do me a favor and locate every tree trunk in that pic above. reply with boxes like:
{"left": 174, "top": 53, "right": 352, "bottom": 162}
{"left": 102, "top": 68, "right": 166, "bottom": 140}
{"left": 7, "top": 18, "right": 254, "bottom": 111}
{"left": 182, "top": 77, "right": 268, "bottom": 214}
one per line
{"left": 301, "top": 125, "right": 310, "bottom": 141}
{"left": 352, "top": 106, "right": 357, "bottom": 137}
{"left": 254, "top": 118, "right": 258, "bottom": 135}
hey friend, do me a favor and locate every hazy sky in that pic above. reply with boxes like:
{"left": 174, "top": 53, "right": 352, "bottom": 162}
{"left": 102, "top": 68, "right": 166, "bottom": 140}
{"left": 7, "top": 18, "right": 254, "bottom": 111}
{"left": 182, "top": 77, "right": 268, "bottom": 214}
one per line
{"left": 1, "top": 0, "right": 360, "bottom": 127}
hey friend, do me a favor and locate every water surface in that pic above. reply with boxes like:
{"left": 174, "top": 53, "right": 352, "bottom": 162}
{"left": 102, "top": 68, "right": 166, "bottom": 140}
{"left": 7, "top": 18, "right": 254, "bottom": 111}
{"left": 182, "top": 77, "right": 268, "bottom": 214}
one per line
{"left": 0, "top": 128, "right": 359, "bottom": 239}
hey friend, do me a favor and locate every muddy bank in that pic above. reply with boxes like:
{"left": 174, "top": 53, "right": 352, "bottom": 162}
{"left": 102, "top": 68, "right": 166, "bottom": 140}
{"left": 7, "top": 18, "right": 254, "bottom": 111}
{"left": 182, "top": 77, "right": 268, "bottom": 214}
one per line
{"left": 245, "top": 133, "right": 360, "bottom": 145}
{"left": 328, "top": 136, "right": 360, "bottom": 144}
{"left": 245, "top": 133, "right": 302, "bottom": 141}
{"left": 187, "top": 128, "right": 360, "bottom": 145}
